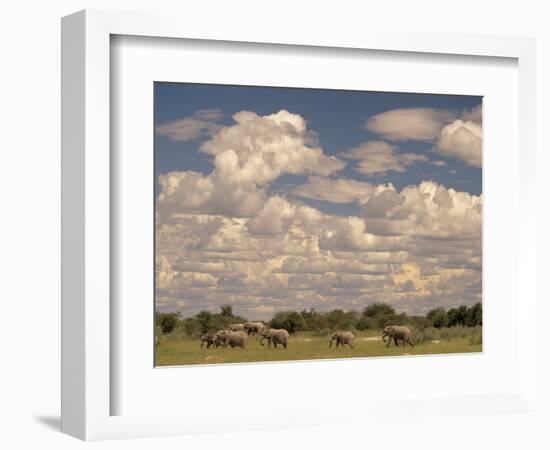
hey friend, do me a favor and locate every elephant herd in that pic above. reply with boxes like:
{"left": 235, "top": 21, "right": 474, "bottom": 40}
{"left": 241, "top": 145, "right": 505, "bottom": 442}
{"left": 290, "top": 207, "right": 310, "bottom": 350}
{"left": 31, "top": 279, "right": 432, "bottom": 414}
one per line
{"left": 199, "top": 323, "right": 415, "bottom": 350}
{"left": 200, "top": 322, "right": 289, "bottom": 349}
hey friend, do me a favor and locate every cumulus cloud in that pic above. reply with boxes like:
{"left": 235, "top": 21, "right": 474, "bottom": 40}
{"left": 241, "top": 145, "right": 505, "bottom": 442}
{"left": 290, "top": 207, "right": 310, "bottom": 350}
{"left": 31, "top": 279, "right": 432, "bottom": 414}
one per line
{"left": 156, "top": 109, "right": 224, "bottom": 141}
{"left": 155, "top": 109, "right": 482, "bottom": 318}
{"left": 156, "top": 180, "right": 482, "bottom": 317}
{"left": 363, "top": 105, "right": 483, "bottom": 168}
{"left": 365, "top": 108, "right": 456, "bottom": 141}
{"left": 435, "top": 120, "right": 482, "bottom": 168}
{"left": 339, "top": 140, "right": 428, "bottom": 176}
{"left": 363, "top": 180, "right": 482, "bottom": 239}
{"left": 291, "top": 176, "right": 393, "bottom": 204}
{"left": 200, "top": 110, "right": 344, "bottom": 185}
{"left": 158, "top": 110, "right": 344, "bottom": 219}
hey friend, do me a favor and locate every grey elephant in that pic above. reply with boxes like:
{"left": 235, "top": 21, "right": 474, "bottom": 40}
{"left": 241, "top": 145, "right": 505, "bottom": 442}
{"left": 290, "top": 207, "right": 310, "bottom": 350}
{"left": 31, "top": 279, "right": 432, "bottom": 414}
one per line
{"left": 244, "top": 321, "right": 265, "bottom": 335}
{"left": 217, "top": 330, "right": 248, "bottom": 348}
{"left": 382, "top": 325, "right": 415, "bottom": 347}
{"left": 260, "top": 328, "right": 289, "bottom": 349}
{"left": 213, "top": 330, "right": 228, "bottom": 348}
{"left": 329, "top": 331, "right": 355, "bottom": 348}
{"left": 229, "top": 323, "right": 246, "bottom": 332}
{"left": 225, "top": 330, "right": 248, "bottom": 348}
{"left": 200, "top": 332, "right": 216, "bottom": 349}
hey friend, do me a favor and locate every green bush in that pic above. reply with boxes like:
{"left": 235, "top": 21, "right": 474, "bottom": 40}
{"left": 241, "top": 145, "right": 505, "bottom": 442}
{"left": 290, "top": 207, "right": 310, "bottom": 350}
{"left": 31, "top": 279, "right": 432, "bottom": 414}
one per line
{"left": 156, "top": 312, "right": 180, "bottom": 335}
{"left": 157, "top": 302, "right": 483, "bottom": 339}
{"left": 269, "top": 311, "right": 307, "bottom": 333}
{"left": 427, "top": 308, "right": 449, "bottom": 328}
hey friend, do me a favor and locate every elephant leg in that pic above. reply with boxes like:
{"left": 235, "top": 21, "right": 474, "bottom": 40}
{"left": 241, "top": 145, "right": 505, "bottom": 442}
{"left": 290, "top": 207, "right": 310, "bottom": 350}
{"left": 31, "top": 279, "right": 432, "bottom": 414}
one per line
{"left": 393, "top": 337, "right": 398, "bottom": 347}
{"left": 273, "top": 341, "right": 277, "bottom": 349}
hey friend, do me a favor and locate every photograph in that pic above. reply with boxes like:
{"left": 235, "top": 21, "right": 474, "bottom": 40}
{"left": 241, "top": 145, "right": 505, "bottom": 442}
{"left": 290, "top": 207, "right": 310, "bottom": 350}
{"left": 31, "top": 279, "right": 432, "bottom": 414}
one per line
{"left": 154, "top": 83, "right": 483, "bottom": 366}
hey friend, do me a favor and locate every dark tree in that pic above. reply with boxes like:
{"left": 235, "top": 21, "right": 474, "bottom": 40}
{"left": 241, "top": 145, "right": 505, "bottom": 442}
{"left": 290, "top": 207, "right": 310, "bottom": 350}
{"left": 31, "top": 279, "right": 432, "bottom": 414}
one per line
{"left": 196, "top": 310, "right": 214, "bottom": 334}
{"left": 220, "top": 305, "right": 233, "bottom": 317}
{"left": 465, "top": 303, "right": 482, "bottom": 326}
{"left": 269, "top": 311, "right": 306, "bottom": 333}
{"left": 156, "top": 312, "right": 180, "bottom": 335}
{"left": 427, "top": 308, "right": 449, "bottom": 328}
{"left": 363, "top": 303, "right": 396, "bottom": 317}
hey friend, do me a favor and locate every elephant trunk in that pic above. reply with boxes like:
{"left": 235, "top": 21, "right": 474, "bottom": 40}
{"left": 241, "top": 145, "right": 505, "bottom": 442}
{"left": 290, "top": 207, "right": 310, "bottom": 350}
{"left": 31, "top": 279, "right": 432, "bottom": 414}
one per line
{"left": 260, "top": 336, "right": 266, "bottom": 346}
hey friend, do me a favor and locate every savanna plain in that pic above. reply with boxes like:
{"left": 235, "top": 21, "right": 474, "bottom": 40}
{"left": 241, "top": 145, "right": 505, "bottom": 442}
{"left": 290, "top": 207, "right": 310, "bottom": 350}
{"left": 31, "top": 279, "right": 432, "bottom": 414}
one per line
{"left": 156, "top": 329, "right": 482, "bottom": 366}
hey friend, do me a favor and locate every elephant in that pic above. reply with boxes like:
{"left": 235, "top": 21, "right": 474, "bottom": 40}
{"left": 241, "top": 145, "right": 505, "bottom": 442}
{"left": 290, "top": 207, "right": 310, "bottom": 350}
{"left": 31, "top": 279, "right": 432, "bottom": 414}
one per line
{"left": 244, "top": 321, "right": 265, "bottom": 335}
{"left": 229, "top": 323, "right": 246, "bottom": 332}
{"left": 200, "top": 332, "right": 216, "bottom": 349}
{"left": 382, "top": 325, "right": 415, "bottom": 347}
{"left": 213, "top": 330, "right": 228, "bottom": 347}
{"left": 260, "top": 328, "right": 289, "bottom": 349}
{"left": 225, "top": 330, "right": 248, "bottom": 348}
{"left": 329, "top": 331, "right": 355, "bottom": 349}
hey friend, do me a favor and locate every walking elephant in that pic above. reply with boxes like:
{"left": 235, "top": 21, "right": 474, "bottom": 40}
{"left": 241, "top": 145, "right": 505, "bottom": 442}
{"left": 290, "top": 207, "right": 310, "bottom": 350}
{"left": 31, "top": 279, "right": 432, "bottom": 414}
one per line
{"left": 200, "top": 332, "right": 216, "bottom": 349}
{"left": 382, "top": 325, "right": 415, "bottom": 347}
{"left": 216, "top": 330, "right": 248, "bottom": 348}
{"left": 329, "top": 331, "right": 355, "bottom": 348}
{"left": 213, "top": 330, "right": 227, "bottom": 348}
{"left": 260, "top": 328, "right": 289, "bottom": 349}
{"left": 244, "top": 322, "right": 265, "bottom": 335}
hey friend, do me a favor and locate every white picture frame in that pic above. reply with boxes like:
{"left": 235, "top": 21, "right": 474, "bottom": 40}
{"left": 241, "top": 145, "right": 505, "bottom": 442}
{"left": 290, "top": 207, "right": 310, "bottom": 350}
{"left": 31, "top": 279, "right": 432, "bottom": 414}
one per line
{"left": 61, "top": 9, "right": 537, "bottom": 441}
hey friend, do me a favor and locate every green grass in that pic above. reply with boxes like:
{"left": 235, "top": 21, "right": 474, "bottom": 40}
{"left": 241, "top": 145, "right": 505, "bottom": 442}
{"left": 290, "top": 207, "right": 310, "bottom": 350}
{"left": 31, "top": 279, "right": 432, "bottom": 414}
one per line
{"left": 155, "top": 329, "right": 482, "bottom": 366}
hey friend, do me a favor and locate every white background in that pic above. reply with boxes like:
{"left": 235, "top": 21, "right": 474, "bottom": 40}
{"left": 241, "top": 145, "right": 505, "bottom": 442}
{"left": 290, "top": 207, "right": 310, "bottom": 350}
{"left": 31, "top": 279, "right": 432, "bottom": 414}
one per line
{"left": 0, "top": 1, "right": 548, "bottom": 449}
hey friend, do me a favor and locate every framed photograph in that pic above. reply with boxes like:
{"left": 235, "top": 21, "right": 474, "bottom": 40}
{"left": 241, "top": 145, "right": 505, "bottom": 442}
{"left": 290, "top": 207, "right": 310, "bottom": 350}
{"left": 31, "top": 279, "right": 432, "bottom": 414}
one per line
{"left": 62, "top": 9, "right": 537, "bottom": 441}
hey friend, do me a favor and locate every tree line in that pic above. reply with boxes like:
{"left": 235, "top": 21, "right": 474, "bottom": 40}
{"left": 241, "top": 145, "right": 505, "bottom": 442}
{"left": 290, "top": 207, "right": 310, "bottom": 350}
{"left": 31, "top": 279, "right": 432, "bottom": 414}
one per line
{"left": 156, "top": 302, "right": 482, "bottom": 338}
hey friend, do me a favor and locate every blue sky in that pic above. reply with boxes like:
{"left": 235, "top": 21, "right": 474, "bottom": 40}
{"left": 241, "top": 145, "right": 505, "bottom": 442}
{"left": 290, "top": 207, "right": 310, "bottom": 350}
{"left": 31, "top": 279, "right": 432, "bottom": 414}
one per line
{"left": 154, "top": 82, "right": 482, "bottom": 318}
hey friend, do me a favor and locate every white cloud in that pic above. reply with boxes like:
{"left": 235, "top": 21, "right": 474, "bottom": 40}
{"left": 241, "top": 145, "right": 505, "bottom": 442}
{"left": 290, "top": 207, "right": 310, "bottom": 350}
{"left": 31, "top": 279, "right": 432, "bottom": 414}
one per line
{"left": 363, "top": 105, "right": 483, "bottom": 168}
{"left": 157, "top": 110, "right": 345, "bottom": 219}
{"left": 365, "top": 108, "right": 456, "bottom": 141}
{"left": 200, "top": 110, "right": 344, "bottom": 185}
{"left": 435, "top": 120, "right": 482, "bottom": 168}
{"left": 156, "top": 179, "right": 482, "bottom": 318}
{"left": 291, "top": 175, "right": 393, "bottom": 204}
{"left": 157, "top": 169, "right": 268, "bottom": 218}
{"left": 155, "top": 110, "right": 482, "bottom": 318}
{"left": 156, "top": 109, "right": 224, "bottom": 141}
{"left": 363, "top": 180, "right": 482, "bottom": 239}
{"left": 339, "top": 140, "right": 428, "bottom": 176}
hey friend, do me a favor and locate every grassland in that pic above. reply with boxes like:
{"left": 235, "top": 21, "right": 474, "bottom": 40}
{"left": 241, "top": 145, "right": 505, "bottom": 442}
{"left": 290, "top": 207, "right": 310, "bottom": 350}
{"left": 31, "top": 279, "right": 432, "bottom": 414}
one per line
{"left": 155, "top": 328, "right": 482, "bottom": 367}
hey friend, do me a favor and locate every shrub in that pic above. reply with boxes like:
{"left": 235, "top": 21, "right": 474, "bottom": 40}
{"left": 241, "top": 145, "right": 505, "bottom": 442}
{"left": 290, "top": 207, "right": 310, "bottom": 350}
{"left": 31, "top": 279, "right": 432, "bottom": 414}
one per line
{"left": 156, "top": 312, "right": 180, "bottom": 335}
{"left": 363, "top": 303, "right": 395, "bottom": 317}
{"left": 269, "top": 311, "right": 306, "bottom": 333}
{"left": 355, "top": 316, "right": 376, "bottom": 330}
